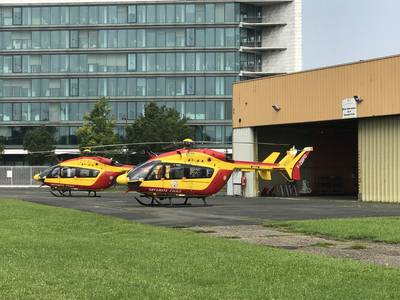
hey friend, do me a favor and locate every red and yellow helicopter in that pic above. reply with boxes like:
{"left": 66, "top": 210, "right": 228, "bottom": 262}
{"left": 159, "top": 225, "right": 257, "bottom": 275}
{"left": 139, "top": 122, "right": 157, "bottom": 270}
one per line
{"left": 33, "top": 156, "right": 133, "bottom": 197}
{"left": 116, "top": 139, "right": 313, "bottom": 206}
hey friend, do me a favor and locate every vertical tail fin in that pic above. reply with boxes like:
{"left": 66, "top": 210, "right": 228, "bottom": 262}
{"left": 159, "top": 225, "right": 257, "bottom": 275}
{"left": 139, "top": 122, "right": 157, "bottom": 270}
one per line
{"left": 279, "top": 147, "right": 313, "bottom": 180}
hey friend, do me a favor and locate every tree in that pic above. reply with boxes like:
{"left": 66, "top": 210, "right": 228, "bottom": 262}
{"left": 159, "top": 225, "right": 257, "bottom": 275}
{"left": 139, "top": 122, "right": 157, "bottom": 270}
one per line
{"left": 126, "top": 102, "right": 194, "bottom": 153}
{"left": 77, "top": 97, "right": 118, "bottom": 148}
{"left": 23, "top": 127, "right": 55, "bottom": 165}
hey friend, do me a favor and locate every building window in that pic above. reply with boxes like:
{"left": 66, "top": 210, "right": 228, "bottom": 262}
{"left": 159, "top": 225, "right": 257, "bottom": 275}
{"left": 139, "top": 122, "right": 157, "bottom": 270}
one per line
{"left": 195, "top": 4, "right": 205, "bottom": 23}
{"left": 205, "top": 28, "right": 215, "bottom": 47}
{"left": 186, "top": 102, "right": 195, "bottom": 120}
{"left": 195, "top": 29, "right": 205, "bottom": 47}
{"left": 13, "top": 7, "right": 22, "bottom": 25}
{"left": 186, "top": 77, "right": 195, "bottom": 95}
{"left": 156, "top": 5, "right": 166, "bottom": 23}
{"left": 69, "top": 78, "right": 79, "bottom": 96}
{"left": 107, "top": 6, "right": 118, "bottom": 24}
{"left": 205, "top": 4, "right": 215, "bottom": 23}
{"left": 186, "top": 4, "right": 195, "bottom": 23}
{"left": 206, "top": 77, "right": 216, "bottom": 96}
{"left": 176, "top": 5, "right": 185, "bottom": 23}
{"left": 128, "top": 5, "right": 137, "bottom": 23}
{"left": 206, "top": 101, "right": 215, "bottom": 120}
{"left": 128, "top": 102, "right": 136, "bottom": 120}
{"left": 166, "top": 5, "right": 175, "bottom": 23}
{"left": 117, "top": 6, "right": 127, "bottom": 24}
{"left": 137, "top": 5, "right": 146, "bottom": 23}
{"left": 225, "top": 3, "right": 235, "bottom": 23}
{"left": 215, "top": 4, "right": 225, "bottom": 23}
{"left": 128, "top": 53, "right": 136, "bottom": 71}
{"left": 12, "top": 55, "right": 22, "bottom": 73}
{"left": 156, "top": 78, "right": 165, "bottom": 96}
{"left": 195, "top": 101, "right": 205, "bottom": 120}
{"left": 22, "top": 7, "right": 31, "bottom": 25}
{"left": 69, "top": 6, "right": 79, "bottom": 24}
{"left": 88, "top": 6, "right": 98, "bottom": 24}
{"left": 166, "top": 53, "right": 175, "bottom": 71}
{"left": 70, "top": 31, "right": 79, "bottom": 48}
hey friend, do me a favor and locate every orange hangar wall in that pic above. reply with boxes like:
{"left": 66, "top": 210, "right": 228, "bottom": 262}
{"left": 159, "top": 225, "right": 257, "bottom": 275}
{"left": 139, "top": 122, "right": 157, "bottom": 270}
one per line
{"left": 232, "top": 55, "right": 400, "bottom": 202}
{"left": 233, "top": 55, "right": 400, "bottom": 129}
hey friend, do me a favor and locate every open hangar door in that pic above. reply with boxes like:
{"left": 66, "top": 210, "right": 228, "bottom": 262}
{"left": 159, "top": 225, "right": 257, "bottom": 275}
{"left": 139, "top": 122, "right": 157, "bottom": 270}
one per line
{"left": 256, "top": 119, "right": 358, "bottom": 197}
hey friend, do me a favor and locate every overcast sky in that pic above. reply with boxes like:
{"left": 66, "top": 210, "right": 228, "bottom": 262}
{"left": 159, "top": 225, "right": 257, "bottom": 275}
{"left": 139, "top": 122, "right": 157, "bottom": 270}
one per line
{"left": 303, "top": 0, "right": 400, "bottom": 69}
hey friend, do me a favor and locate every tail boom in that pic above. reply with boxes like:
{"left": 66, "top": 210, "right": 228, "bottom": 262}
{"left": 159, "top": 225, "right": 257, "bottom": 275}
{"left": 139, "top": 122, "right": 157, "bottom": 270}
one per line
{"left": 231, "top": 147, "right": 313, "bottom": 182}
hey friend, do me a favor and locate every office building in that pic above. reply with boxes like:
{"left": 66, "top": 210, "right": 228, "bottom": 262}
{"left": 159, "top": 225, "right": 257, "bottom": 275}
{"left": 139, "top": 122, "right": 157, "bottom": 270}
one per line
{"left": 0, "top": 0, "right": 302, "bottom": 164}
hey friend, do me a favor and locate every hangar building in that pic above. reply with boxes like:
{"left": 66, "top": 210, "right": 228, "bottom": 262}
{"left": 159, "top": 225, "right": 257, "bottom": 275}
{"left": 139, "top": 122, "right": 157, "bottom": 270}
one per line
{"left": 231, "top": 54, "right": 400, "bottom": 203}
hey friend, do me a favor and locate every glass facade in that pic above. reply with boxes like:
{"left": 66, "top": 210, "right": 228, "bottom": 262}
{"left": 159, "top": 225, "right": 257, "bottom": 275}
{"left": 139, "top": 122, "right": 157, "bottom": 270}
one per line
{"left": 0, "top": 52, "right": 240, "bottom": 73}
{"left": 0, "top": 28, "right": 240, "bottom": 50}
{"left": 0, "top": 4, "right": 240, "bottom": 26}
{"left": 0, "top": 77, "right": 236, "bottom": 97}
{"left": 0, "top": 2, "right": 248, "bottom": 146}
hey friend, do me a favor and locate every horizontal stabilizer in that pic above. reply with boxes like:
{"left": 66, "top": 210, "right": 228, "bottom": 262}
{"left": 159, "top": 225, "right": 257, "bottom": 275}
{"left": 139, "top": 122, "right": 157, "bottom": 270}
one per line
{"left": 258, "top": 170, "right": 272, "bottom": 180}
{"left": 262, "top": 152, "right": 280, "bottom": 164}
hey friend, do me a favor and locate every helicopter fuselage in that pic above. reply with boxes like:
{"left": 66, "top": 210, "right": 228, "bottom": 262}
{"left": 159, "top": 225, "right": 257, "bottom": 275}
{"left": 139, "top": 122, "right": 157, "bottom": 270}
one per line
{"left": 34, "top": 156, "right": 133, "bottom": 195}
{"left": 117, "top": 146, "right": 313, "bottom": 200}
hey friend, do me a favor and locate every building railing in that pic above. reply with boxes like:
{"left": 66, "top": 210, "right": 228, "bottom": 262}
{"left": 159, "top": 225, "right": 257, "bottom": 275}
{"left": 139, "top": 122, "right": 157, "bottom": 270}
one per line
{"left": 241, "top": 16, "right": 263, "bottom": 23}
{"left": 0, "top": 166, "right": 48, "bottom": 187}
{"left": 240, "top": 64, "right": 263, "bottom": 72}
{"left": 241, "top": 41, "right": 262, "bottom": 47}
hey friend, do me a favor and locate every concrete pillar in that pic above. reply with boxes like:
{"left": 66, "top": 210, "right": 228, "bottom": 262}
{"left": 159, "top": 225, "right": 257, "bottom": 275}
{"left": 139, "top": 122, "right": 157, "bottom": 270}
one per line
{"left": 228, "top": 127, "right": 258, "bottom": 197}
{"left": 261, "top": 0, "right": 302, "bottom": 73}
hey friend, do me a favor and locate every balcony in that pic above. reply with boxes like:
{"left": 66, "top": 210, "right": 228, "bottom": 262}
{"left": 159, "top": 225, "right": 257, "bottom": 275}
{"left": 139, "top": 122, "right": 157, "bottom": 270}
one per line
{"left": 241, "top": 16, "right": 263, "bottom": 23}
{"left": 240, "top": 62, "right": 262, "bottom": 72}
{"left": 239, "top": 62, "right": 282, "bottom": 78}
{"left": 241, "top": 40, "right": 262, "bottom": 48}
{"left": 240, "top": 16, "right": 287, "bottom": 29}
{"left": 239, "top": 41, "right": 287, "bottom": 53}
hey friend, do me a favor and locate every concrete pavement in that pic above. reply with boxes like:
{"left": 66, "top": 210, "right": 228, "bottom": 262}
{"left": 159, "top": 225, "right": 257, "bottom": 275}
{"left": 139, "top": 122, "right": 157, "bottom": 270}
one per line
{"left": 2, "top": 188, "right": 400, "bottom": 227}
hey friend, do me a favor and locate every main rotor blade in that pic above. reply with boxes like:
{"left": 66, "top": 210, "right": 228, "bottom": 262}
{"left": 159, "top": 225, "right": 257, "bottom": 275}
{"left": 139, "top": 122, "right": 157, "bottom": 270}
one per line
{"left": 81, "top": 140, "right": 289, "bottom": 150}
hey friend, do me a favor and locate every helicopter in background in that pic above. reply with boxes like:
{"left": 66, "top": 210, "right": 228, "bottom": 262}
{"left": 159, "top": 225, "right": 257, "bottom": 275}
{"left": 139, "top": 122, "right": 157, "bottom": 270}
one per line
{"left": 116, "top": 139, "right": 313, "bottom": 206}
{"left": 33, "top": 156, "right": 133, "bottom": 197}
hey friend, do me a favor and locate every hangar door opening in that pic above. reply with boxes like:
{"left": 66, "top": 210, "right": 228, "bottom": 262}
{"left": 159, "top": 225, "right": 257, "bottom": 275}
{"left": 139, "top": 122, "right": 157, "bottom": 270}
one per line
{"left": 257, "top": 120, "right": 358, "bottom": 197}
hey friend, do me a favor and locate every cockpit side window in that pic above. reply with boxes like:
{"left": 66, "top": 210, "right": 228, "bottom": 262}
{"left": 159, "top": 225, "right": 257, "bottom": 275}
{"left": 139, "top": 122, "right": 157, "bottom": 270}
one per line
{"left": 46, "top": 166, "right": 61, "bottom": 178}
{"left": 164, "top": 164, "right": 185, "bottom": 179}
{"left": 187, "top": 166, "right": 214, "bottom": 179}
{"left": 78, "top": 168, "right": 100, "bottom": 178}
{"left": 61, "top": 167, "right": 77, "bottom": 178}
{"left": 127, "top": 160, "right": 159, "bottom": 181}
{"left": 146, "top": 164, "right": 164, "bottom": 180}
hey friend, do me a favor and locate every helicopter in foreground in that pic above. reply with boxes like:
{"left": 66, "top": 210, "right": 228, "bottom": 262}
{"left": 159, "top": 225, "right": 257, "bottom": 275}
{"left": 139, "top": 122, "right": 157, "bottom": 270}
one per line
{"left": 33, "top": 156, "right": 133, "bottom": 197}
{"left": 116, "top": 139, "right": 313, "bottom": 206}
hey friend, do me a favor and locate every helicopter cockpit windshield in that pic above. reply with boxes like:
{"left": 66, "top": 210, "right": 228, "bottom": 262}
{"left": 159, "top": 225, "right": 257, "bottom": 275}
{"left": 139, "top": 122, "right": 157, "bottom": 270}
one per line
{"left": 39, "top": 166, "right": 56, "bottom": 178}
{"left": 127, "top": 160, "right": 160, "bottom": 181}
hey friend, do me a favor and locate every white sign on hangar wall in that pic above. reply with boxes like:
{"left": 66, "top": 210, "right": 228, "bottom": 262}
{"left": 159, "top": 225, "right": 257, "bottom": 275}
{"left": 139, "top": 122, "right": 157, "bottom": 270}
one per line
{"left": 342, "top": 98, "right": 357, "bottom": 119}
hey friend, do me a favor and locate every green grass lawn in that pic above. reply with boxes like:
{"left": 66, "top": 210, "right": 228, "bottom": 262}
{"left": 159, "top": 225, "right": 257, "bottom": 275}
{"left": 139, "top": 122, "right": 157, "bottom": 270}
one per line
{"left": 264, "top": 217, "right": 400, "bottom": 243}
{"left": 1, "top": 200, "right": 400, "bottom": 300}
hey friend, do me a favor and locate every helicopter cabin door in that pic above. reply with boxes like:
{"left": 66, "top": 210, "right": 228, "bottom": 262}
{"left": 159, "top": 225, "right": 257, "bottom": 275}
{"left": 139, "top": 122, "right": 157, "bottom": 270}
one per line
{"left": 59, "top": 167, "right": 100, "bottom": 188}
{"left": 162, "top": 163, "right": 188, "bottom": 193}
{"left": 183, "top": 165, "right": 214, "bottom": 193}
{"left": 162, "top": 163, "right": 213, "bottom": 195}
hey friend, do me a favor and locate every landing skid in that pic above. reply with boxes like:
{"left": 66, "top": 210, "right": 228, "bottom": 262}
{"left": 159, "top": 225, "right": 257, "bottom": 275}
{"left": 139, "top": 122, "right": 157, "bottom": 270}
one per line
{"left": 48, "top": 187, "right": 100, "bottom": 198}
{"left": 49, "top": 188, "right": 71, "bottom": 197}
{"left": 134, "top": 196, "right": 209, "bottom": 207}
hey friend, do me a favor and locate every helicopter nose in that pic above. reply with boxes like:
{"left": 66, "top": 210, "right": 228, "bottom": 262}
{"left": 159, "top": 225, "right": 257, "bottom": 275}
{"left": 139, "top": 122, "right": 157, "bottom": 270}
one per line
{"left": 33, "top": 173, "right": 41, "bottom": 182}
{"left": 116, "top": 174, "right": 128, "bottom": 185}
